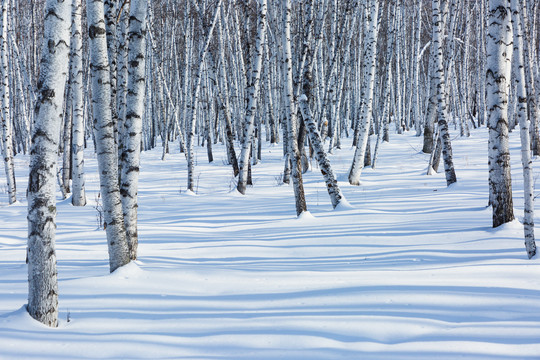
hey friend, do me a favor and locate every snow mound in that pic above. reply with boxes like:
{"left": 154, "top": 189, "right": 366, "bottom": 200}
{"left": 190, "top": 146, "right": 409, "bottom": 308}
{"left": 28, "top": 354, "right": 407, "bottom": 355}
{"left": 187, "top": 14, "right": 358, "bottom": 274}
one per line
{"left": 334, "top": 197, "right": 354, "bottom": 210}
{"left": 109, "top": 261, "right": 144, "bottom": 279}
{"left": 297, "top": 211, "right": 316, "bottom": 221}
{"left": 183, "top": 189, "right": 197, "bottom": 196}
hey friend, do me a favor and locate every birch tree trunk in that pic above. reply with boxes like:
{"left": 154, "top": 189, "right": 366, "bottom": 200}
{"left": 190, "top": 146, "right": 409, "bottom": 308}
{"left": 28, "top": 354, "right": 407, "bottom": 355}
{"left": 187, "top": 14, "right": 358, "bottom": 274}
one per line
{"left": 187, "top": 1, "right": 221, "bottom": 192}
{"left": 432, "top": 0, "right": 457, "bottom": 186}
{"left": 61, "top": 88, "right": 72, "bottom": 197}
{"left": 116, "top": 1, "right": 129, "bottom": 168}
{"left": 120, "top": 0, "right": 147, "bottom": 261}
{"left": 373, "top": 1, "right": 396, "bottom": 168}
{"left": 413, "top": 0, "right": 423, "bottom": 137}
{"left": 237, "top": 0, "right": 267, "bottom": 194}
{"left": 511, "top": 0, "right": 535, "bottom": 257}
{"left": 518, "top": 3, "right": 540, "bottom": 155}
{"left": 0, "top": 0, "right": 15, "bottom": 204}
{"left": 27, "top": 0, "right": 71, "bottom": 327}
{"left": 70, "top": 0, "right": 86, "bottom": 207}
{"left": 299, "top": 95, "right": 342, "bottom": 208}
{"left": 104, "top": 0, "right": 119, "bottom": 159}
{"left": 349, "top": 0, "right": 379, "bottom": 186}
{"left": 282, "top": 0, "right": 307, "bottom": 215}
{"left": 87, "top": 0, "right": 131, "bottom": 272}
{"left": 487, "top": 0, "right": 514, "bottom": 227}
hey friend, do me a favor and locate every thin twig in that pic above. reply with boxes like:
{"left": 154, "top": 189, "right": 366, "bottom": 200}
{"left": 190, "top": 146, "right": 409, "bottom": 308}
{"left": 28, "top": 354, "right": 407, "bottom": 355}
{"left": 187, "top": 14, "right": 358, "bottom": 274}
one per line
{"left": 116, "top": 0, "right": 130, "bottom": 23}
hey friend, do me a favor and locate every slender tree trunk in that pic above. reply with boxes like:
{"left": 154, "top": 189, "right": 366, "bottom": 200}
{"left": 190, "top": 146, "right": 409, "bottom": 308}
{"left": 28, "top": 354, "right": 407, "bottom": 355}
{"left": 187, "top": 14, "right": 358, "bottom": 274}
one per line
{"left": 0, "top": 0, "right": 15, "bottom": 204}
{"left": 70, "top": 0, "right": 86, "bottom": 207}
{"left": 237, "top": 0, "right": 267, "bottom": 194}
{"left": 120, "top": 0, "right": 147, "bottom": 261}
{"left": 61, "top": 90, "right": 72, "bottom": 198}
{"left": 87, "top": 0, "right": 131, "bottom": 272}
{"left": 204, "top": 11, "right": 238, "bottom": 175}
{"left": 349, "top": 0, "right": 379, "bottom": 186}
{"left": 487, "top": 0, "right": 514, "bottom": 227}
{"left": 432, "top": 0, "right": 457, "bottom": 186}
{"left": 373, "top": 1, "right": 395, "bottom": 168}
{"left": 27, "top": 0, "right": 71, "bottom": 327}
{"left": 283, "top": 0, "right": 307, "bottom": 215}
{"left": 104, "top": 0, "right": 119, "bottom": 162}
{"left": 299, "top": 95, "right": 342, "bottom": 208}
{"left": 511, "top": 0, "right": 535, "bottom": 257}
{"left": 187, "top": 1, "right": 221, "bottom": 192}
{"left": 116, "top": 1, "right": 129, "bottom": 168}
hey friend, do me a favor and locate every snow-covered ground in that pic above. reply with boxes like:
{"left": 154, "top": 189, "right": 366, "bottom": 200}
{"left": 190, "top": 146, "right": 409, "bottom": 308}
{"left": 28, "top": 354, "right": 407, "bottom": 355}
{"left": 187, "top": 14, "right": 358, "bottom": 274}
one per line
{"left": 1, "top": 128, "right": 539, "bottom": 359}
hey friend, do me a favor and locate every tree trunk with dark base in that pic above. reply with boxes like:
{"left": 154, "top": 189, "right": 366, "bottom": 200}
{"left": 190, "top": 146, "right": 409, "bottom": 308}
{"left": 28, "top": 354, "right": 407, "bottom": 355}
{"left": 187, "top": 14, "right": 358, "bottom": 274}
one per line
{"left": 487, "top": 0, "right": 514, "bottom": 227}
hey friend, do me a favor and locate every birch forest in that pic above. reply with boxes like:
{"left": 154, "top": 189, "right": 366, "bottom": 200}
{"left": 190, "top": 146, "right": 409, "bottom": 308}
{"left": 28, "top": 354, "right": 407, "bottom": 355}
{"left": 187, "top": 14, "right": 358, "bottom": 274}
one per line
{"left": 1, "top": 0, "right": 540, "bottom": 333}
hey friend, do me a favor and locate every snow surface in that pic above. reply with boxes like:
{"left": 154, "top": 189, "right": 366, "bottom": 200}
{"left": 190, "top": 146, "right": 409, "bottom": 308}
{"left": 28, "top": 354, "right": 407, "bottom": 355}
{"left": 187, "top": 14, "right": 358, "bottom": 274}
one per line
{"left": 1, "top": 128, "right": 539, "bottom": 359}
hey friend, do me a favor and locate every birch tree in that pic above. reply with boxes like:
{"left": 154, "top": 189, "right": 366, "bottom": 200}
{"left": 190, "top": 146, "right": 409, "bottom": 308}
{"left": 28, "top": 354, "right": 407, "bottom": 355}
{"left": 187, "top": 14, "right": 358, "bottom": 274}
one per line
{"left": 116, "top": 1, "right": 129, "bottom": 167}
{"left": 120, "top": 0, "right": 147, "bottom": 261}
{"left": 186, "top": 1, "right": 221, "bottom": 192}
{"left": 0, "top": 0, "right": 15, "bottom": 204}
{"left": 237, "top": 0, "right": 267, "bottom": 194}
{"left": 87, "top": 0, "right": 131, "bottom": 272}
{"left": 282, "top": 0, "right": 307, "bottom": 215}
{"left": 431, "top": 0, "right": 457, "bottom": 186}
{"left": 511, "top": 0, "right": 535, "bottom": 258}
{"left": 487, "top": 0, "right": 514, "bottom": 227}
{"left": 349, "top": 0, "right": 379, "bottom": 186}
{"left": 70, "top": 0, "right": 86, "bottom": 207}
{"left": 27, "top": 0, "right": 71, "bottom": 327}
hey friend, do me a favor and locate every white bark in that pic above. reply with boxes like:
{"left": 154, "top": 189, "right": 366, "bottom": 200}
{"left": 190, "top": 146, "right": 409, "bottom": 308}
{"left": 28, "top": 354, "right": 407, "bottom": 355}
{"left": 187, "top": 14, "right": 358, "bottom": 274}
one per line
{"left": 120, "top": 0, "right": 147, "bottom": 261}
{"left": 299, "top": 95, "right": 342, "bottom": 208}
{"left": 413, "top": 0, "right": 423, "bottom": 137}
{"left": 27, "top": 0, "right": 71, "bottom": 327}
{"left": 511, "top": 0, "right": 535, "bottom": 258}
{"left": 70, "top": 0, "right": 86, "bottom": 207}
{"left": 237, "top": 0, "right": 267, "bottom": 194}
{"left": 116, "top": 1, "right": 129, "bottom": 166}
{"left": 0, "top": 0, "right": 15, "bottom": 204}
{"left": 487, "top": 0, "right": 514, "bottom": 227}
{"left": 87, "top": 0, "right": 131, "bottom": 272}
{"left": 282, "top": 0, "right": 307, "bottom": 216}
{"left": 432, "top": 0, "right": 457, "bottom": 186}
{"left": 187, "top": 1, "right": 221, "bottom": 192}
{"left": 349, "top": 0, "right": 379, "bottom": 186}
{"left": 217, "top": 14, "right": 239, "bottom": 175}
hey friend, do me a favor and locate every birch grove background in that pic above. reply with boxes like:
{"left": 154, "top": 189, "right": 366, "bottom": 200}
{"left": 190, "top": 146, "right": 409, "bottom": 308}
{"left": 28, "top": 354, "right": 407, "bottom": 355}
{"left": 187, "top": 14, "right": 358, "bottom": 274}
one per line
{"left": 4, "top": 1, "right": 538, "bottom": 184}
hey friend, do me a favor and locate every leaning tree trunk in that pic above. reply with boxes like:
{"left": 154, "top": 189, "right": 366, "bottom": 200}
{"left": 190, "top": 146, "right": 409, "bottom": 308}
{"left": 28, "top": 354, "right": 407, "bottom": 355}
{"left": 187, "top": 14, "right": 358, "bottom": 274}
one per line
{"left": 487, "top": 0, "right": 514, "bottom": 227}
{"left": 297, "top": 1, "right": 342, "bottom": 209}
{"left": 87, "top": 0, "right": 131, "bottom": 272}
{"left": 511, "top": 0, "right": 535, "bottom": 258}
{"left": 27, "top": 0, "right": 71, "bottom": 327}
{"left": 0, "top": 0, "right": 15, "bottom": 204}
{"left": 70, "top": 0, "right": 86, "bottom": 207}
{"left": 299, "top": 96, "right": 342, "bottom": 208}
{"left": 120, "top": 0, "right": 147, "bottom": 261}
{"left": 237, "top": 0, "right": 267, "bottom": 194}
